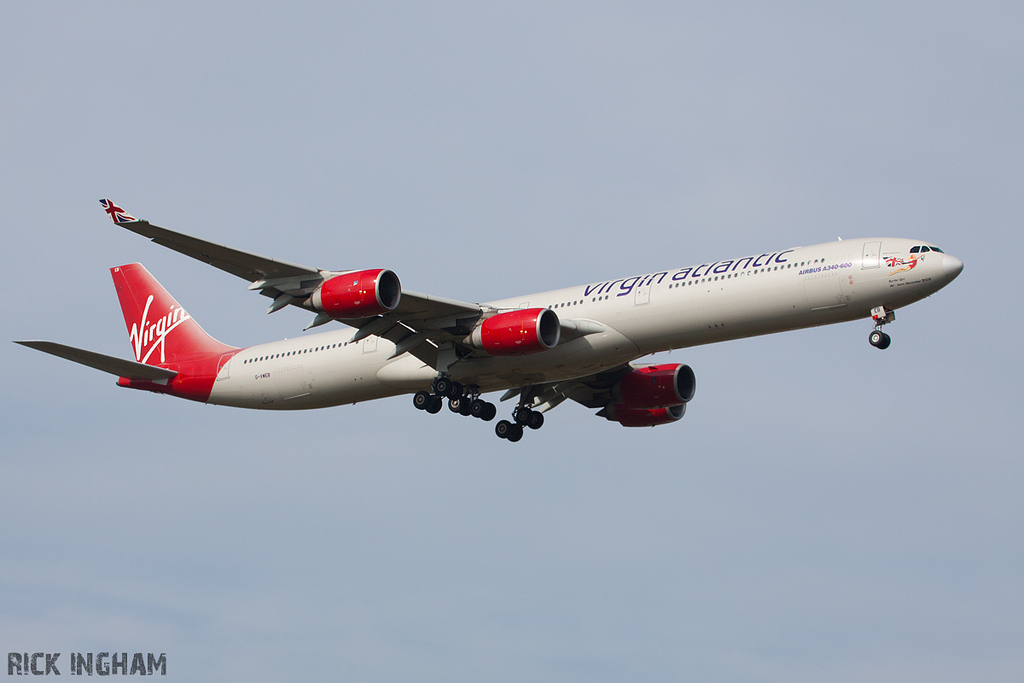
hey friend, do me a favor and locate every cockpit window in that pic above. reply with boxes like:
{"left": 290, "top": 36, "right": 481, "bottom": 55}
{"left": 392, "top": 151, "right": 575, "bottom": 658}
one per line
{"left": 930, "top": 246, "right": 944, "bottom": 253}
{"left": 910, "top": 246, "right": 921, "bottom": 253}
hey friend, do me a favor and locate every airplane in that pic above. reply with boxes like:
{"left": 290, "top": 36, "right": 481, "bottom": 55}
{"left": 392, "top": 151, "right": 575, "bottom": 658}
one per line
{"left": 16, "top": 200, "right": 964, "bottom": 443}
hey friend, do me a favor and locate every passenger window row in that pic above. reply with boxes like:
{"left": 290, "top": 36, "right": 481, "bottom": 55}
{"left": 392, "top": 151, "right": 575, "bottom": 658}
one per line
{"left": 243, "top": 343, "right": 340, "bottom": 365}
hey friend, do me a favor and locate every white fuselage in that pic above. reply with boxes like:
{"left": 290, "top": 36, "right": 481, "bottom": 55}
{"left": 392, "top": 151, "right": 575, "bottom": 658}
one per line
{"left": 208, "top": 238, "right": 960, "bottom": 410}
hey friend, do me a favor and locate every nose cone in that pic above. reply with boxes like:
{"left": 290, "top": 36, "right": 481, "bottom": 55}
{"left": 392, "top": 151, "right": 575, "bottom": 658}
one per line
{"left": 942, "top": 254, "right": 964, "bottom": 280}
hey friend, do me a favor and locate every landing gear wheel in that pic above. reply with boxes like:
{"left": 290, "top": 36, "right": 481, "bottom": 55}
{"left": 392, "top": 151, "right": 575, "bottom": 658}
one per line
{"left": 495, "top": 420, "right": 514, "bottom": 439}
{"left": 458, "top": 398, "right": 474, "bottom": 416}
{"left": 526, "top": 411, "right": 544, "bottom": 430}
{"left": 471, "top": 400, "right": 497, "bottom": 421}
{"left": 470, "top": 399, "right": 488, "bottom": 418}
{"left": 869, "top": 330, "right": 891, "bottom": 349}
{"left": 425, "top": 396, "right": 443, "bottom": 414}
{"left": 514, "top": 408, "right": 533, "bottom": 426}
{"left": 448, "top": 396, "right": 465, "bottom": 413}
{"left": 507, "top": 425, "right": 524, "bottom": 442}
{"left": 432, "top": 377, "right": 453, "bottom": 397}
{"left": 450, "top": 381, "right": 464, "bottom": 398}
{"left": 413, "top": 391, "right": 432, "bottom": 411}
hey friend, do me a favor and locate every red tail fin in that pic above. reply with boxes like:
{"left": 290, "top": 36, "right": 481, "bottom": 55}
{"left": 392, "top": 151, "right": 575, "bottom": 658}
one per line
{"left": 111, "top": 263, "right": 236, "bottom": 365}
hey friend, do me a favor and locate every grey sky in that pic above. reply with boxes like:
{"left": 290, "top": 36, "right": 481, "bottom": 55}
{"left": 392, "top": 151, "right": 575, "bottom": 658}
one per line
{"left": 3, "top": 3, "right": 1022, "bottom": 681}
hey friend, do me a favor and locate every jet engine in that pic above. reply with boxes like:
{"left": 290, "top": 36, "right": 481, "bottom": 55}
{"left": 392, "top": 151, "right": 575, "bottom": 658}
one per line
{"left": 600, "top": 403, "right": 686, "bottom": 427}
{"left": 311, "top": 269, "right": 401, "bottom": 318}
{"left": 467, "top": 308, "right": 560, "bottom": 356}
{"left": 612, "top": 363, "right": 696, "bottom": 409}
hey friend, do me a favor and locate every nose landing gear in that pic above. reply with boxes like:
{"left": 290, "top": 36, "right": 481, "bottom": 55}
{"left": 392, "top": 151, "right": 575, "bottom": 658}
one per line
{"left": 868, "top": 329, "right": 891, "bottom": 349}
{"left": 869, "top": 306, "right": 895, "bottom": 350}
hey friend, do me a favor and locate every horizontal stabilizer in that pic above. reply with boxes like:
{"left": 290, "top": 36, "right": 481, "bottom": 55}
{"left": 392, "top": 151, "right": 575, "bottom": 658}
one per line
{"left": 14, "top": 341, "right": 178, "bottom": 381}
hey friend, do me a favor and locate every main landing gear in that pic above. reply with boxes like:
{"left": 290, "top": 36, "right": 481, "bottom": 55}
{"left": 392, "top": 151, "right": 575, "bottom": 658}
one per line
{"left": 412, "top": 376, "right": 546, "bottom": 443}
{"left": 494, "top": 406, "right": 544, "bottom": 443}
{"left": 412, "top": 377, "right": 498, "bottom": 423}
{"left": 869, "top": 306, "right": 894, "bottom": 350}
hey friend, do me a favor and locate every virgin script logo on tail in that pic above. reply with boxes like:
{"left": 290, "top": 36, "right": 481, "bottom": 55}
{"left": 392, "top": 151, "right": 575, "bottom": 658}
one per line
{"left": 129, "top": 294, "right": 191, "bottom": 364}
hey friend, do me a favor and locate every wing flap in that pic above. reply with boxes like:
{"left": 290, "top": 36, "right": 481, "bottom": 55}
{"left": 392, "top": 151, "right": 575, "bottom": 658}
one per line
{"left": 391, "top": 290, "right": 483, "bottom": 322}
{"left": 510, "top": 365, "right": 634, "bottom": 414}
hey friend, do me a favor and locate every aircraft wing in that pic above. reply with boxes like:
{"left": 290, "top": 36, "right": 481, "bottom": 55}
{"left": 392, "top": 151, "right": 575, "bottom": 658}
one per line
{"left": 100, "top": 199, "right": 484, "bottom": 365}
{"left": 100, "top": 198, "right": 324, "bottom": 283}
{"left": 115, "top": 216, "right": 317, "bottom": 283}
{"left": 14, "top": 341, "right": 178, "bottom": 381}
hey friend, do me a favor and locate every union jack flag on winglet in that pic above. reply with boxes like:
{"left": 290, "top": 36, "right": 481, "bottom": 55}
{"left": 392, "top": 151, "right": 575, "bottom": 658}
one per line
{"left": 99, "top": 198, "right": 137, "bottom": 224}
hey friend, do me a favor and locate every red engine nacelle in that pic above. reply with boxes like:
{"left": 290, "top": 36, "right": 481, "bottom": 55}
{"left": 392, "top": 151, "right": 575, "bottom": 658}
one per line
{"left": 613, "top": 363, "right": 696, "bottom": 409}
{"left": 602, "top": 403, "right": 686, "bottom": 427}
{"left": 468, "top": 308, "right": 560, "bottom": 356}
{"left": 311, "top": 269, "right": 401, "bottom": 318}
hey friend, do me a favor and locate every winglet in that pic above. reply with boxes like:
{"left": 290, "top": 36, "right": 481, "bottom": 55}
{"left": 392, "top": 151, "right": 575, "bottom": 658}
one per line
{"left": 99, "top": 198, "right": 138, "bottom": 224}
